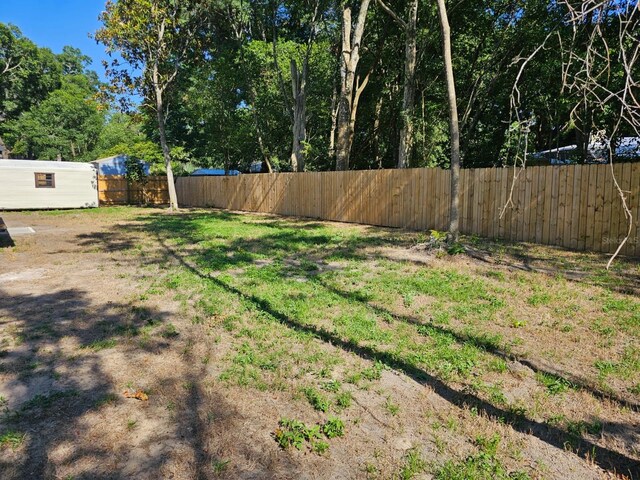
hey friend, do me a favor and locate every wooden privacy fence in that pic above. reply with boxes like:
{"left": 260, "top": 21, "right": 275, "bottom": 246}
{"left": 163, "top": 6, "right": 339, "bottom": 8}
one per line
{"left": 175, "top": 164, "right": 640, "bottom": 256}
{"left": 98, "top": 175, "right": 170, "bottom": 206}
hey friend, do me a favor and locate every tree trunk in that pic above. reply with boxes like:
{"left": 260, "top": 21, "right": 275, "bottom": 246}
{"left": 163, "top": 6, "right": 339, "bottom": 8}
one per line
{"left": 436, "top": 0, "right": 460, "bottom": 240}
{"left": 329, "top": 82, "right": 338, "bottom": 159}
{"left": 335, "top": 0, "right": 371, "bottom": 171}
{"left": 374, "top": 94, "right": 383, "bottom": 168}
{"left": 248, "top": 85, "right": 273, "bottom": 173}
{"left": 0, "top": 135, "right": 10, "bottom": 159}
{"left": 155, "top": 86, "right": 179, "bottom": 210}
{"left": 335, "top": 5, "right": 354, "bottom": 171}
{"left": 290, "top": 57, "right": 307, "bottom": 172}
{"left": 377, "top": 0, "right": 418, "bottom": 168}
{"left": 397, "top": 0, "right": 418, "bottom": 168}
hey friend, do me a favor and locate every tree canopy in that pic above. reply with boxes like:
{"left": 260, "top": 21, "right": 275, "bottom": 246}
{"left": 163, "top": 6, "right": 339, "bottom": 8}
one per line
{"left": 1, "top": 1, "right": 637, "bottom": 171}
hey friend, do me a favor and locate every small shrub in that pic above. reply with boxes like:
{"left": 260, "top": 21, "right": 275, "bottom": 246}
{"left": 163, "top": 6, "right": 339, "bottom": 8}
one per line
{"left": 447, "top": 242, "right": 466, "bottom": 255}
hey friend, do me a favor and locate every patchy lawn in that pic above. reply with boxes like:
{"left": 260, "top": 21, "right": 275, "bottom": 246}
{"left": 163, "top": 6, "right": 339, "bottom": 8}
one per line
{"left": 0, "top": 207, "right": 638, "bottom": 479}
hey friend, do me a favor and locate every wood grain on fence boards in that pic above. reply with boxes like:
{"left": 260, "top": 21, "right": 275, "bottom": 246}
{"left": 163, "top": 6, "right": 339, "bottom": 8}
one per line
{"left": 98, "top": 175, "right": 170, "bottom": 205}
{"left": 175, "top": 165, "right": 640, "bottom": 256}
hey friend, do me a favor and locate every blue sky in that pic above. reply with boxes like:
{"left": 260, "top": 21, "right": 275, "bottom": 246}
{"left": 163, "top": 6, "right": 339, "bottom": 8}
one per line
{"left": 1, "top": 0, "right": 110, "bottom": 81}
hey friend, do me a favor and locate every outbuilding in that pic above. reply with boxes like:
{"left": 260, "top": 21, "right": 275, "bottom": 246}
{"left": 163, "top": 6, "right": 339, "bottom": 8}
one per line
{"left": 92, "top": 155, "right": 151, "bottom": 176}
{"left": 191, "top": 168, "right": 241, "bottom": 176}
{"left": 0, "top": 159, "right": 98, "bottom": 210}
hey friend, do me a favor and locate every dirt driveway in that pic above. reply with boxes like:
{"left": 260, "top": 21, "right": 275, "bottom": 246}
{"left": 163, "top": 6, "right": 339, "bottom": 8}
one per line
{"left": 0, "top": 207, "right": 638, "bottom": 479}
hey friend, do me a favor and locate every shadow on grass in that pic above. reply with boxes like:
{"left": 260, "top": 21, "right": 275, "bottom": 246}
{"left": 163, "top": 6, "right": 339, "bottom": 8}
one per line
{"left": 460, "top": 239, "right": 640, "bottom": 295}
{"left": 311, "top": 276, "right": 640, "bottom": 413}
{"left": 76, "top": 231, "right": 138, "bottom": 252}
{"left": 140, "top": 213, "right": 639, "bottom": 478}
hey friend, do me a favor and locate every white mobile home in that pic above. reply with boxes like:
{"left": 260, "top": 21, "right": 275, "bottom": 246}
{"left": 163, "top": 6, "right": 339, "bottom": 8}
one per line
{"left": 0, "top": 160, "right": 98, "bottom": 210}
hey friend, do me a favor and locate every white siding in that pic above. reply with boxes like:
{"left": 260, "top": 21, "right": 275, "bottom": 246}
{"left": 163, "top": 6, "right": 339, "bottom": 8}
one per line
{"left": 0, "top": 161, "right": 98, "bottom": 209}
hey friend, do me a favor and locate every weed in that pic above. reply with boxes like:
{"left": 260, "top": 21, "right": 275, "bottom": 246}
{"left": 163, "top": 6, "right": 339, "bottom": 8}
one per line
{"left": 527, "top": 292, "right": 551, "bottom": 307}
{"left": 384, "top": 397, "right": 400, "bottom": 416}
{"left": 211, "top": 459, "right": 230, "bottom": 474}
{"left": 566, "top": 419, "right": 603, "bottom": 437}
{"left": 398, "top": 448, "right": 426, "bottom": 479}
{"left": 485, "top": 270, "right": 506, "bottom": 281}
{"left": 361, "top": 362, "right": 384, "bottom": 381}
{"left": 321, "top": 380, "right": 342, "bottom": 392}
{"left": 0, "top": 431, "right": 25, "bottom": 450}
{"left": 402, "top": 292, "right": 415, "bottom": 307}
{"left": 303, "top": 387, "right": 331, "bottom": 412}
{"left": 447, "top": 242, "right": 466, "bottom": 255}
{"left": 81, "top": 339, "right": 117, "bottom": 351}
{"left": 445, "top": 417, "right": 458, "bottom": 431}
{"left": 20, "top": 390, "right": 78, "bottom": 411}
{"left": 275, "top": 419, "right": 307, "bottom": 450}
{"left": 274, "top": 418, "right": 322, "bottom": 450}
{"left": 322, "top": 417, "right": 345, "bottom": 438}
{"left": 594, "top": 347, "right": 640, "bottom": 380}
{"left": 162, "top": 323, "right": 179, "bottom": 338}
{"left": 94, "top": 393, "right": 118, "bottom": 408}
{"left": 336, "top": 391, "right": 352, "bottom": 409}
{"left": 127, "top": 419, "right": 137, "bottom": 431}
{"left": 435, "top": 434, "right": 530, "bottom": 480}
{"left": 312, "top": 440, "right": 330, "bottom": 454}
{"left": 536, "top": 372, "right": 573, "bottom": 395}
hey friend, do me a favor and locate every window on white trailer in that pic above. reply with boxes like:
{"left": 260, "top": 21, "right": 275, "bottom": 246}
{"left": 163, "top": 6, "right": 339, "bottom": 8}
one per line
{"left": 35, "top": 172, "right": 55, "bottom": 188}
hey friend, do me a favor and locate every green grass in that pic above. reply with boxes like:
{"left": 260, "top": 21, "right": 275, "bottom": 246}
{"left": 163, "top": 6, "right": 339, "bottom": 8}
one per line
{"left": 0, "top": 430, "right": 25, "bottom": 450}
{"left": 435, "top": 435, "right": 530, "bottom": 480}
{"left": 302, "top": 387, "right": 331, "bottom": 412}
{"left": 398, "top": 448, "right": 427, "bottom": 479}
{"left": 19, "top": 390, "right": 79, "bottom": 411}
{"left": 535, "top": 372, "right": 574, "bottom": 395}
{"left": 594, "top": 347, "right": 640, "bottom": 380}
{"left": 81, "top": 338, "right": 117, "bottom": 351}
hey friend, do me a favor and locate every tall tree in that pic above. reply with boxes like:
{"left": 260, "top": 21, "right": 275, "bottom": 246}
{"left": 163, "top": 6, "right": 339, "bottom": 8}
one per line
{"left": 335, "top": 0, "right": 371, "bottom": 171}
{"left": 435, "top": 0, "right": 460, "bottom": 241}
{"left": 376, "top": 0, "right": 418, "bottom": 168}
{"left": 8, "top": 75, "right": 103, "bottom": 160}
{"left": 288, "top": 0, "right": 321, "bottom": 172}
{"left": 96, "top": 0, "right": 214, "bottom": 210}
